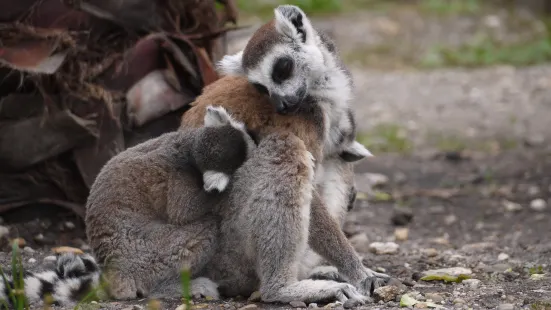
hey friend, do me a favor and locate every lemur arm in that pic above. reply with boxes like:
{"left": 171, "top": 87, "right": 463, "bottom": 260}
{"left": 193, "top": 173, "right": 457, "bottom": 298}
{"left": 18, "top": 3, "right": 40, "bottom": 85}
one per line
{"left": 308, "top": 190, "right": 389, "bottom": 295}
{"left": 166, "top": 168, "right": 220, "bottom": 225}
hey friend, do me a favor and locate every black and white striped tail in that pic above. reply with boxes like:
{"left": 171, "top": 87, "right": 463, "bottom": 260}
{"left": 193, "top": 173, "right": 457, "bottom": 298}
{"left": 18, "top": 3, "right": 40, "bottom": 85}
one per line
{"left": 0, "top": 253, "right": 101, "bottom": 306}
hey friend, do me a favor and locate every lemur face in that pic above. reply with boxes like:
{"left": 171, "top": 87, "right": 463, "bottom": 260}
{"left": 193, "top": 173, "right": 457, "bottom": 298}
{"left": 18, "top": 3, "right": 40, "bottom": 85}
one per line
{"left": 217, "top": 5, "right": 326, "bottom": 115}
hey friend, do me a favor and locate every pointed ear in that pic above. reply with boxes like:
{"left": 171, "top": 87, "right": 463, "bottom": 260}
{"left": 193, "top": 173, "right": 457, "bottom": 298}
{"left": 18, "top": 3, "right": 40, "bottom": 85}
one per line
{"left": 204, "top": 105, "right": 231, "bottom": 127}
{"left": 340, "top": 141, "right": 374, "bottom": 163}
{"left": 274, "top": 5, "right": 313, "bottom": 44}
{"left": 216, "top": 51, "right": 245, "bottom": 76}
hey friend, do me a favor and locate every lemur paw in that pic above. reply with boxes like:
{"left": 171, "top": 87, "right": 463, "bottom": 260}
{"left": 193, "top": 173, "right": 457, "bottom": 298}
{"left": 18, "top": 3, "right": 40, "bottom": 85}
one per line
{"left": 191, "top": 277, "right": 220, "bottom": 300}
{"left": 105, "top": 271, "right": 149, "bottom": 300}
{"left": 357, "top": 269, "right": 391, "bottom": 297}
{"left": 308, "top": 266, "right": 348, "bottom": 283}
{"left": 330, "top": 283, "right": 372, "bottom": 305}
{"left": 203, "top": 171, "right": 230, "bottom": 193}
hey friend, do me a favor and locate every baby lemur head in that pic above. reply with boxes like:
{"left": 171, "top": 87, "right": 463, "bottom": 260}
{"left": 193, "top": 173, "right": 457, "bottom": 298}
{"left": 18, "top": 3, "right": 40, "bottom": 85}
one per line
{"left": 193, "top": 105, "right": 256, "bottom": 193}
{"left": 218, "top": 5, "right": 350, "bottom": 115}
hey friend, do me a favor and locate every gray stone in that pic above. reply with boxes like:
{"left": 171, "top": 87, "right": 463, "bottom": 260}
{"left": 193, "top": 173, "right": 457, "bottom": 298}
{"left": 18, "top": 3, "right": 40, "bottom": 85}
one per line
{"left": 530, "top": 199, "right": 547, "bottom": 211}
{"left": 0, "top": 226, "right": 8, "bottom": 239}
{"left": 462, "top": 279, "right": 481, "bottom": 289}
{"left": 290, "top": 301, "right": 307, "bottom": 308}
{"left": 349, "top": 233, "right": 370, "bottom": 253}
{"left": 503, "top": 200, "right": 522, "bottom": 212}
{"left": 374, "top": 285, "right": 403, "bottom": 302}
{"left": 497, "top": 304, "right": 515, "bottom": 310}
{"left": 424, "top": 293, "right": 444, "bottom": 303}
{"left": 421, "top": 267, "right": 473, "bottom": 278}
{"left": 497, "top": 253, "right": 510, "bottom": 261}
{"left": 369, "top": 242, "right": 399, "bottom": 255}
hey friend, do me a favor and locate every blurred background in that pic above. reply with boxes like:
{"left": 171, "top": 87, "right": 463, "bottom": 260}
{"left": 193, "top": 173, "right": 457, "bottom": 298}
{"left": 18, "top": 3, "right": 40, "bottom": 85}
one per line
{"left": 229, "top": 0, "right": 551, "bottom": 155}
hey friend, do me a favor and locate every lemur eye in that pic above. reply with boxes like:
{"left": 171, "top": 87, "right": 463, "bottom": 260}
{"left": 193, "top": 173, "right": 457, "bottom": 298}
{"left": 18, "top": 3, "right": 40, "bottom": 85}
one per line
{"left": 271, "top": 57, "right": 294, "bottom": 84}
{"left": 252, "top": 83, "right": 269, "bottom": 95}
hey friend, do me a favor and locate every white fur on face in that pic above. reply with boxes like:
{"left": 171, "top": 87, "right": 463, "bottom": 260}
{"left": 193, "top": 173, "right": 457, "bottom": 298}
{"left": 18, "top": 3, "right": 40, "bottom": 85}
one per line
{"left": 203, "top": 171, "right": 231, "bottom": 192}
{"left": 217, "top": 50, "right": 244, "bottom": 76}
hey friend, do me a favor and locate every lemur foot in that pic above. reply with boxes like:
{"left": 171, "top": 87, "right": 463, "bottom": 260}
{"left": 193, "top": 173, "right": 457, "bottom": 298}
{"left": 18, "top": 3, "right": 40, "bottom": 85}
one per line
{"left": 191, "top": 277, "right": 220, "bottom": 300}
{"left": 105, "top": 271, "right": 149, "bottom": 300}
{"left": 358, "top": 268, "right": 391, "bottom": 296}
{"left": 307, "top": 266, "right": 348, "bottom": 283}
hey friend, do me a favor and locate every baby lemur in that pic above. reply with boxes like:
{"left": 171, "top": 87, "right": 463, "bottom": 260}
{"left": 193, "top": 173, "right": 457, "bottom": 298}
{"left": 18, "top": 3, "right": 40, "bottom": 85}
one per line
{"left": 85, "top": 105, "right": 255, "bottom": 299}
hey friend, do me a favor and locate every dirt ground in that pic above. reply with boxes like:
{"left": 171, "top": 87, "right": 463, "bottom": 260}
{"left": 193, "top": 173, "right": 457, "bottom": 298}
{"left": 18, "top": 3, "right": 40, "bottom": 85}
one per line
{"left": 1, "top": 1, "right": 551, "bottom": 310}
{"left": 1, "top": 147, "right": 550, "bottom": 310}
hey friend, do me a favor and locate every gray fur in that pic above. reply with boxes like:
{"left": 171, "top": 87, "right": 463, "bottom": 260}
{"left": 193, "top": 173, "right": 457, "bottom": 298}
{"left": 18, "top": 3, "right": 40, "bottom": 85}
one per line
{"left": 209, "top": 4, "right": 387, "bottom": 304}
{"left": 85, "top": 106, "right": 254, "bottom": 300}
{"left": 83, "top": 5, "right": 387, "bottom": 307}
{"left": 195, "top": 132, "right": 369, "bottom": 305}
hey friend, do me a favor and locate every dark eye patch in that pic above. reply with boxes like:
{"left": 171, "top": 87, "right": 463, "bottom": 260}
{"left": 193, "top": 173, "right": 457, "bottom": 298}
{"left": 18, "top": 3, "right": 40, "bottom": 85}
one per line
{"left": 252, "top": 83, "right": 269, "bottom": 95}
{"left": 272, "top": 57, "right": 294, "bottom": 84}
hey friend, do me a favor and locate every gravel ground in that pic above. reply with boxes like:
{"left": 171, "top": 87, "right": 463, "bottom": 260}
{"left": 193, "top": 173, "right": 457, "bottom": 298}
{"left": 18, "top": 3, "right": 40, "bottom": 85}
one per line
{"left": 1, "top": 148, "right": 550, "bottom": 310}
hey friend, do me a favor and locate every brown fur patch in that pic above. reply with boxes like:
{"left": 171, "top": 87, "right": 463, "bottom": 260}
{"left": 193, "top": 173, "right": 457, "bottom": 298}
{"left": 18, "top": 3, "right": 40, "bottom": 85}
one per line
{"left": 180, "top": 75, "right": 323, "bottom": 162}
{"left": 241, "top": 20, "right": 283, "bottom": 70}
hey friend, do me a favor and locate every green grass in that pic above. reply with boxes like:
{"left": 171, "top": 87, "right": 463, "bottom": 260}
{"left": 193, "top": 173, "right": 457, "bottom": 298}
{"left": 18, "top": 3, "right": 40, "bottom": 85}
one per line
{"left": 421, "top": 35, "right": 551, "bottom": 68}
{"left": 419, "top": 0, "right": 482, "bottom": 15}
{"left": 0, "top": 241, "right": 28, "bottom": 309}
{"left": 180, "top": 268, "right": 192, "bottom": 309}
{"left": 237, "top": 0, "right": 342, "bottom": 19}
{"left": 427, "top": 131, "right": 519, "bottom": 153}
{"left": 357, "top": 124, "right": 412, "bottom": 154}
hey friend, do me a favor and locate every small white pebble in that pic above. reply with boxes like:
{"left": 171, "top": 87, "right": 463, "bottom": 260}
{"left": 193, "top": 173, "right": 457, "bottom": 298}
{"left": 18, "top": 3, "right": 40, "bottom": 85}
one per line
{"left": 530, "top": 199, "right": 547, "bottom": 211}
{"left": 65, "top": 221, "right": 76, "bottom": 229}
{"left": 497, "top": 253, "right": 510, "bottom": 261}
{"left": 28, "top": 258, "right": 36, "bottom": 264}
{"left": 43, "top": 255, "right": 56, "bottom": 263}
{"left": 0, "top": 226, "right": 9, "bottom": 239}
{"left": 23, "top": 246, "right": 35, "bottom": 254}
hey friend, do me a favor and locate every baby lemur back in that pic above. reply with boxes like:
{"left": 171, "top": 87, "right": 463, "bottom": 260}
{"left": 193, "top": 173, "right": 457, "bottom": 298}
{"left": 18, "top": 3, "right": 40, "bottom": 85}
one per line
{"left": 85, "top": 105, "right": 255, "bottom": 299}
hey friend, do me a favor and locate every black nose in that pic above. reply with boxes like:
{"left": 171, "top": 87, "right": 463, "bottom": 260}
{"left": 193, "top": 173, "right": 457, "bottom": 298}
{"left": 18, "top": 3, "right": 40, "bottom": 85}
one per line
{"left": 272, "top": 95, "right": 302, "bottom": 114}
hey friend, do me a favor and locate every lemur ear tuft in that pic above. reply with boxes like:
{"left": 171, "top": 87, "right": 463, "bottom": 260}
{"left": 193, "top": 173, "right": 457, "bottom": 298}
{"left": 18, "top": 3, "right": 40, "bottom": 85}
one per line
{"left": 217, "top": 51, "right": 245, "bottom": 76}
{"left": 274, "top": 5, "right": 307, "bottom": 43}
{"left": 204, "top": 105, "right": 232, "bottom": 127}
{"left": 340, "top": 141, "right": 374, "bottom": 163}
